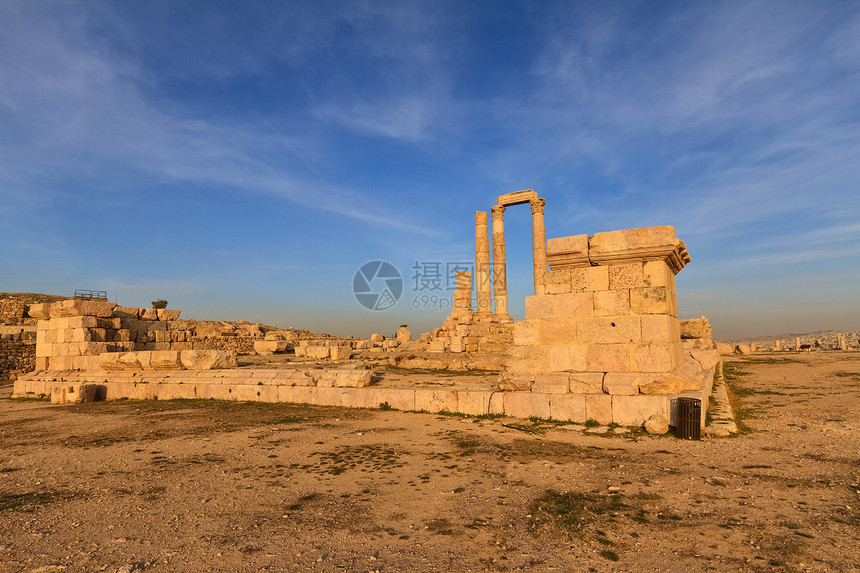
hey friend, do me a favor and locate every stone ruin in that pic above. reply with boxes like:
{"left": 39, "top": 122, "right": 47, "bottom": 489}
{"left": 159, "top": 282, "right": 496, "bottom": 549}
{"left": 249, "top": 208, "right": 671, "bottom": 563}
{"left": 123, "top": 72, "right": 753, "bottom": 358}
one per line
{"left": 14, "top": 189, "right": 721, "bottom": 430}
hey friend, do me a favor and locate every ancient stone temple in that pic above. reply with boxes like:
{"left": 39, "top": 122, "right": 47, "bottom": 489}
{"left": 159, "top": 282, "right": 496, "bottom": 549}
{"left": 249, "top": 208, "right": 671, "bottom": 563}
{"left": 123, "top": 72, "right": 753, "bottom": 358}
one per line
{"left": 434, "top": 190, "right": 717, "bottom": 425}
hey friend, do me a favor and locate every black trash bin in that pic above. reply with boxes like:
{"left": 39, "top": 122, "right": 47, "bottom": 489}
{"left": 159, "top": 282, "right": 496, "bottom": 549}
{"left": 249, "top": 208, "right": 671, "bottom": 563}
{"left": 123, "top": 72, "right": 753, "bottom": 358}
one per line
{"left": 675, "top": 397, "right": 702, "bottom": 440}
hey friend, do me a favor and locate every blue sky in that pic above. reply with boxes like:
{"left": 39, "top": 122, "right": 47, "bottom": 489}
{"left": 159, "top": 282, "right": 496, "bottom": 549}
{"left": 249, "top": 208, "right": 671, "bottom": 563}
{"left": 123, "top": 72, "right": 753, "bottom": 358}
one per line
{"left": 1, "top": 1, "right": 858, "bottom": 340}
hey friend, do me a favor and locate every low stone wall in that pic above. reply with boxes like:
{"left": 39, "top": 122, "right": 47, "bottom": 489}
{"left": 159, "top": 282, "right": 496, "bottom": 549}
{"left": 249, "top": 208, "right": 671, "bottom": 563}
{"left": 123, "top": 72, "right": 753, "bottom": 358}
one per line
{"left": 0, "top": 337, "right": 35, "bottom": 382}
{"left": 191, "top": 336, "right": 256, "bottom": 355}
{"left": 13, "top": 365, "right": 713, "bottom": 428}
{"left": 0, "top": 298, "right": 29, "bottom": 326}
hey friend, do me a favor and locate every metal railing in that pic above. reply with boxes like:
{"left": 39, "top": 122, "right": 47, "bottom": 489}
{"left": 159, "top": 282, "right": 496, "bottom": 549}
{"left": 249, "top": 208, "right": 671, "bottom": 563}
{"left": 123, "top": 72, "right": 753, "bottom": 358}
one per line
{"left": 73, "top": 289, "right": 108, "bottom": 301}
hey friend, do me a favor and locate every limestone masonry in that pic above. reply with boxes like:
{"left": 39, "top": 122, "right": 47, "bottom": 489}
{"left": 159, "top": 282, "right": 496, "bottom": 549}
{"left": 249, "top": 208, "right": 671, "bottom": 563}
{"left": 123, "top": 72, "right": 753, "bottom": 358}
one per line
{"left": 14, "top": 190, "right": 731, "bottom": 430}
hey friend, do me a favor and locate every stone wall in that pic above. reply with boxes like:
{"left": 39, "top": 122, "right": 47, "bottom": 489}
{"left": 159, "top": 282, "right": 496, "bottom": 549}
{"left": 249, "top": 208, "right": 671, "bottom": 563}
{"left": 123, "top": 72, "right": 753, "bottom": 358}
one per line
{"left": 0, "top": 336, "right": 35, "bottom": 382}
{"left": 0, "top": 298, "right": 32, "bottom": 326}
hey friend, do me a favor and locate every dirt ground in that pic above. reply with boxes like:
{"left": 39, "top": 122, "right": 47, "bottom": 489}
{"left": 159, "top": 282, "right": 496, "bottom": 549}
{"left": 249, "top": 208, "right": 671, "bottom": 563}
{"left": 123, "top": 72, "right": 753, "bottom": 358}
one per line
{"left": 1, "top": 352, "right": 858, "bottom": 573}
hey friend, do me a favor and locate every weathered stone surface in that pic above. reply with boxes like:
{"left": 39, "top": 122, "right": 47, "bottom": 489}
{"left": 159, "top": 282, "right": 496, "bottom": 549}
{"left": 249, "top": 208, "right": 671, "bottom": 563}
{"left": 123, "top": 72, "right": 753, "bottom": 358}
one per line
{"left": 50, "top": 300, "right": 117, "bottom": 318}
{"left": 370, "top": 333, "right": 384, "bottom": 343}
{"left": 149, "top": 351, "right": 183, "bottom": 370}
{"left": 254, "top": 340, "right": 289, "bottom": 354}
{"left": 638, "top": 360, "right": 702, "bottom": 394}
{"left": 156, "top": 309, "right": 181, "bottom": 321}
{"left": 570, "top": 266, "right": 609, "bottom": 292}
{"left": 179, "top": 350, "right": 237, "bottom": 370}
{"left": 550, "top": 393, "right": 586, "bottom": 422}
{"left": 643, "top": 413, "right": 669, "bottom": 434}
{"left": 680, "top": 316, "right": 712, "bottom": 340}
{"left": 689, "top": 348, "right": 720, "bottom": 371}
{"left": 602, "top": 373, "right": 639, "bottom": 395}
{"left": 329, "top": 345, "right": 353, "bottom": 360}
{"left": 530, "top": 373, "right": 570, "bottom": 393}
{"left": 633, "top": 343, "right": 675, "bottom": 372}
{"left": 546, "top": 234, "right": 590, "bottom": 269}
{"left": 569, "top": 372, "right": 604, "bottom": 393}
{"left": 734, "top": 344, "right": 751, "bottom": 355}
{"left": 498, "top": 372, "right": 533, "bottom": 391}
{"left": 524, "top": 295, "right": 554, "bottom": 319}
{"left": 577, "top": 317, "right": 641, "bottom": 344}
{"left": 589, "top": 226, "right": 690, "bottom": 273}
{"left": 138, "top": 308, "right": 159, "bottom": 320}
{"left": 51, "top": 383, "right": 98, "bottom": 404}
{"left": 593, "top": 290, "right": 630, "bottom": 316}
{"left": 334, "top": 369, "right": 372, "bottom": 388}
{"left": 548, "top": 345, "right": 587, "bottom": 371}
{"left": 553, "top": 292, "right": 595, "bottom": 318}
{"left": 536, "top": 319, "right": 577, "bottom": 345}
{"left": 585, "top": 394, "right": 612, "bottom": 425}
{"left": 503, "top": 391, "right": 550, "bottom": 419}
{"left": 608, "top": 263, "right": 646, "bottom": 290}
{"left": 630, "top": 287, "right": 670, "bottom": 315}
{"left": 395, "top": 326, "right": 412, "bottom": 343}
{"left": 585, "top": 343, "right": 629, "bottom": 372}
{"left": 612, "top": 395, "right": 670, "bottom": 426}
{"left": 715, "top": 342, "right": 733, "bottom": 355}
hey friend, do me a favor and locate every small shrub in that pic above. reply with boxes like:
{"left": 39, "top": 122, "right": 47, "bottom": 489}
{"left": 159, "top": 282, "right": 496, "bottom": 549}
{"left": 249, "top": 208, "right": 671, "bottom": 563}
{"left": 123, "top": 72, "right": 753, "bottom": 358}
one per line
{"left": 585, "top": 418, "right": 600, "bottom": 428}
{"left": 151, "top": 299, "right": 168, "bottom": 309}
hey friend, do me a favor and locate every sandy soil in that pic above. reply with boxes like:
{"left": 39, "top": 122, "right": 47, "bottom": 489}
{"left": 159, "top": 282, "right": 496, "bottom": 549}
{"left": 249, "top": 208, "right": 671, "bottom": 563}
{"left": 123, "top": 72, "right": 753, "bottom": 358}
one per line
{"left": 1, "top": 352, "right": 858, "bottom": 572}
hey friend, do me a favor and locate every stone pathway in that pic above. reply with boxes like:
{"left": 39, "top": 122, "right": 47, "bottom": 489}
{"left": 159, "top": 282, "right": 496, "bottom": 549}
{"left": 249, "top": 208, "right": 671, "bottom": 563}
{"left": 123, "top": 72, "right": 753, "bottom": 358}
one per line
{"left": 704, "top": 362, "right": 737, "bottom": 437}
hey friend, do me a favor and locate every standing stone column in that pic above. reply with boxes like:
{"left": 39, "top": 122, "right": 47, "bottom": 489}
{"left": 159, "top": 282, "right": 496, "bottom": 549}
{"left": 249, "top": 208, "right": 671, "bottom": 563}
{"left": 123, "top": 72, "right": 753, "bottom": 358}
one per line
{"left": 795, "top": 337, "right": 801, "bottom": 351}
{"left": 451, "top": 271, "right": 473, "bottom": 317}
{"left": 474, "top": 211, "right": 492, "bottom": 316}
{"left": 491, "top": 205, "right": 510, "bottom": 320}
{"left": 530, "top": 197, "right": 547, "bottom": 295}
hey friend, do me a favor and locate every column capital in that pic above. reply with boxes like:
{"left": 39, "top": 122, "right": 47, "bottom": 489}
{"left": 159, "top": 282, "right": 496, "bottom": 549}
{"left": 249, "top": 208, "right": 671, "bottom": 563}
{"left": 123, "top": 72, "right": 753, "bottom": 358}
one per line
{"left": 491, "top": 204, "right": 506, "bottom": 220}
{"left": 530, "top": 197, "right": 546, "bottom": 215}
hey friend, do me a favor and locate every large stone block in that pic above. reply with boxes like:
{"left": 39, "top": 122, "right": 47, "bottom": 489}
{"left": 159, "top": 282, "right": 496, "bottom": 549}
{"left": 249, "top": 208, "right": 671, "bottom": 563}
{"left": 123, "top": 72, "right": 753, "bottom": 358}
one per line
{"left": 503, "top": 392, "right": 551, "bottom": 419}
{"left": 585, "top": 394, "right": 612, "bottom": 425}
{"left": 415, "top": 389, "right": 458, "bottom": 413}
{"left": 546, "top": 234, "right": 590, "bottom": 269}
{"left": 51, "top": 383, "right": 98, "bottom": 404}
{"left": 548, "top": 345, "right": 587, "bottom": 371}
{"left": 512, "top": 320, "right": 538, "bottom": 346}
{"left": 535, "top": 319, "right": 577, "bottom": 345}
{"left": 638, "top": 360, "right": 703, "bottom": 394}
{"left": 370, "top": 388, "right": 416, "bottom": 412}
{"left": 524, "top": 295, "right": 554, "bottom": 319}
{"left": 113, "top": 306, "right": 140, "bottom": 319}
{"left": 689, "top": 348, "right": 720, "bottom": 371}
{"left": 641, "top": 315, "right": 676, "bottom": 343}
{"left": 680, "top": 316, "right": 712, "bottom": 340}
{"left": 333, "top": 370, "right": 372, "bottom": 388}
{"left": 498, "top": 372, "right": 534, "bottom": 391}
{"left": 458, "top": 390, "right": 503, "bottom": 416}
{"left": 612, "top": 395, "right": 670, "bottom": 426}
{"left": 632, "top": 343, "right": 675, "bottom": 372}
{"left": 553, "top": 292, "right": 594, "bottom": 318}
{"left": 569, "top": 372, "right": 604, "bottom": 393}
{"left": 531, "top": 373, "right": 570, "bottom": 393}
{"left": 149, "top": 351, "right": 183, "bottom": 370}
{"left": 643, "top": 260, "right": 673, "bottom": 288}
{"left": 602, "top": 373, "right": 640, "bottom": 395}
{"left": 570, "top": 266, "right": 609, "bottom": 292}
{"left": 608, "top": 263, "right": 646, "bottom": 290}
{"left": 156, "top": 309, "right": 181, "bottom": 321}
{"left": 593, "top": 290, "right": 630, "bottom": 317}
{"left": 179, "top": 350, "right": 237, "bottom": 370}
{"left": 28, "top": 303, "right": 51, "bottom": 320}
{"left": 585, "top": 343, "right": 630, "bottom": 372}
{"left": 50, "top": 300, "right": 116, "bottom": 318}
{"left": 577, "top": 317, "right": 641, "bottom": 344}
{"left": 630, "top": 287, "right": 670, "bottom": 315}
{"left": 330, "top": 346, "right": 353, "bottom": 360}
{"left": 253, "top": 340, "right": 289, "bottom": 354}
{"left": 550, "top": 393, "right": 586, "bottom": 422}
